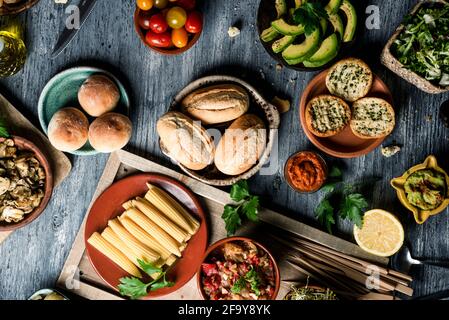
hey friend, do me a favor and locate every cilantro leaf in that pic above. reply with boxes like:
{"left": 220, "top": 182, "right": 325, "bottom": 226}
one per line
{"left": 230, "top": 180, "right": 250, "bottom": 202}
{"left": 328, "top": 166, "right": 342, "bottom": 179}
{"left": 0, "top": 118, "right": 10, "bottom": 138}
{"left": 118, "top": 277, "right": 150, "bottom": 300}
{"left": 320, "top": 181, "right": 338, "bottom": 193}
{"left": 245, "top": 268, "right": 261, "bottom": 296}
{"left": 293, "top": 2, "right": 328, "bottom": 35}
{"left": 231, "top": 277, "right": 246, "bottom": 294}
{"left": 138, "top": 259, "right": 162, "bottom": 277}
{"left": 222, "top": 204, "right": 242, "bottom": 236}
{"left": 315, "top": 198, "right": 335, "bottom": 234}
{"left": 339, "top": 193, "right": 368, "bottom": 228}
{"left": 242, "top": 196, "right": 259, "bottom": 222}
{"left": 149, "top": 274, "right": 174, "bottom": 291}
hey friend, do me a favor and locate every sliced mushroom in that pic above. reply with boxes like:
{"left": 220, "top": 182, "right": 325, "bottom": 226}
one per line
{"left": 0, "top": 207, "right": 25, "bottom": 223}
{"left": 0, "top": 177, "right": 10, "bottom": 196}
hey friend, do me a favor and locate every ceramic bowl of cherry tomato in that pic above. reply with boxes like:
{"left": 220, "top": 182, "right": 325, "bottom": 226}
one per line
{"left": 135, "top": 0, "right": 203, "bottom": 55}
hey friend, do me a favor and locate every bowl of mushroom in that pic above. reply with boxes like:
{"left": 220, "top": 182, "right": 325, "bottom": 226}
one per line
{"left": 0, "top": 136, "right": 53, "bottom": 231}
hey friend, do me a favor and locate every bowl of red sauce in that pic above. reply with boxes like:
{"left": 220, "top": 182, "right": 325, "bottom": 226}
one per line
{"left": 197, "top": 237, "right": 280, "bottom": 300}
{"left": 284, "top": 151, "right": 328, "bottom": 193}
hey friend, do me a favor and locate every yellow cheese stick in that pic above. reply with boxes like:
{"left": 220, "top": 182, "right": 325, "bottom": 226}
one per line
{"left": 133, "top": 198, "right": 191, "bottom": 243}
{"left": 87, "top": 232, "right": 142, "bottom": 278}
{"left": 118, "top": 215, "right": 177, "bottom": 266}
{"left": 125, "top": 208, "right": 182, "bottom": 257}
{"left": 108, "top": 218, "right": 161, "bottom": 264}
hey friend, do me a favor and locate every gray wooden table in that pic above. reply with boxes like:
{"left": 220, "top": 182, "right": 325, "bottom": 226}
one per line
{"left": 0, "top": 0, "right": 448, "bottom": 300}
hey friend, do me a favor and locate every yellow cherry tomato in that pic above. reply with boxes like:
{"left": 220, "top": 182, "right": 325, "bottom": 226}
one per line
{"left": 171, "top": 28, "right": 189, "bottom": 48}
{"left": 154, "top": 0, "right": 168, "bottom": 9}
{"left": 137, "top": 0, "right": 153, "bottom": 10}
{"left": 166, "top": 6, "right": 187, "bottom": 29}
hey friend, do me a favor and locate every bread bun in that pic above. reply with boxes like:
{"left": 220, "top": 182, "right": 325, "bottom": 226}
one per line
{"left": 181, "top": 84, "right": 249, "bottom": 125}
{"left": 48, "top": 107, "right": 89, "bottom": 152}
{"left": 214, "top": 114, "right": 266, "bottom": 176}
{"left": 305, "top": 95, "right": 351, "bottom": 137}
{"left": 350, "top": 97, "right": 395, "bottom": 139}
{"left": 88, "top": 113, "right": 132, "bottom": 153}
{"left": 78, "top": 74, "right": 120, "bottom": 117}
{"left": 326, "top": 58, "right": 373, "bottom": 102}
{"left": 157, "top": 111, "right": 215, "bottom": 171}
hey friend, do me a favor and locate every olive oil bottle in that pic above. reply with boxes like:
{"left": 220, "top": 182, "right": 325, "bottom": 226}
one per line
{"left": 0, "top": 18, "right": 26, "bottom": 77}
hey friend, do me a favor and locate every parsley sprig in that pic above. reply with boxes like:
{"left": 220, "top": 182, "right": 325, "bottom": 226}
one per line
{"left": 0, "top": 117, "right": 10, "bottom": 138}
{"left": 222, "top": 180, "right": 260, "bottom": 236}
{"left": 315, "top": 166, "right": 369, "bottom": 234}
{"left": 118, "top": 259, "right": 174, "bottom": 299}
{"left": 293, "top": 1, "right": 329, "bottom": 35}
{"left": 230, "top": 267, "right": 262, "bottom": 297}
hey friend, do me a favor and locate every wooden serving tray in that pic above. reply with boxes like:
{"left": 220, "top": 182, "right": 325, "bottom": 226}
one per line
{"left": 57, "top": 150, "right": 388, "bottom": 300}
{"left": 0, "top": 93, "right": 72, "bottom": 244}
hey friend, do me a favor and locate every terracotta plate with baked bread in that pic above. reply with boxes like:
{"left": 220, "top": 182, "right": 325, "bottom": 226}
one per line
{"left": 84, "top": 173, "right": 208, "bottom": 299}
{"left": 300, "top": 70, "right": 394, "bottom": 158}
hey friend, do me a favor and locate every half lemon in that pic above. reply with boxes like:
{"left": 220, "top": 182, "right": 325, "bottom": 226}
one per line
{"left": 354, "top": 209, "right": 404, "bottom": 257}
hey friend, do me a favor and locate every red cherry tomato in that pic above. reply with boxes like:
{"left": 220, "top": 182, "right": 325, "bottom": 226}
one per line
{"left": 137, "top": 12, "right": 152, "bottom": 30}
{"left": 171, "top": 28, "right": 189, "bottom": 48}
{"left": 185, "top": 11, "right": 202, "bottom": 33}
{"left": 149, "top": 13, "right": 168, "bottom": 33}
{"left": 176, "top": 0, "right": 196, "bottom": 10}
{"left": 146, "top": 30, "right": 172, "bottom": 47}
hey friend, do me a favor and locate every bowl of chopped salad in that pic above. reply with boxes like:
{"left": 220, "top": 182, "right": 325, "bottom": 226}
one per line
{"left": 197, "top": 237, "right": 280, "bottom": 300}
{"left": 381, "top": 0, "right": 449, "bottom": 94}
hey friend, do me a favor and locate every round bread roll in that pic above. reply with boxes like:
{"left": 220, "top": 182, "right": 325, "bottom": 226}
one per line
{"left": 78, "top": 74, "right": 120, "bottom": 117}
{"left": 157, "top": 111, "right": 215, "bottom": 171}
{"left": 214, "top": 114, "right": 266, "bottom": 176}
{"left": 325, "top": 58, "right": 373, "bottom": 102}
{"left": 88, "top": 113, "right": 132, "bottom": 153}
{"left": 48, "top": 107, "right": 89, "bottom": 152}
{"left": 350, "top": 97, "right": 395, "bottom": 139}
{"left": 305, "top": 95, "right": 351, "bottom": 138}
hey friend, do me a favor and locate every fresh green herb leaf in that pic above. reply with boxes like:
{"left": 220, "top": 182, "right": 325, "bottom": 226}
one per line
{"left": 242, "top": 196, "right": 259, "bottom": 222}
{"left": 315, "top": 198, "right": 335, "bottom": 234}
{"left": 138, "top": 259, "right": 162, "bottom": 277}
{"left": 221, "top": 180, "right": 260, "bottom": 236}
{"left": 230, "top": 180, "right": 250, "bottom": 202}
{"left": 231, "top": 277, "right": 246, "bottom": 294}
{"left": 328, "top": 166, "right": 342, "bottom": 179}
{"left": 0, "top": 118, "right": 10, "bottom": 138}
{"left": 222, "top": 204, "right": 242, "bottom": 236}
{"left": 293, "top": 2, "right": 328, "bottom": 35}
{"left": 245, "top": 267, "right": 261, "bottom": 296}
{"left": 149, "top": 274, "right": 174, "bottom": 291}
{"left": 339, "top": 193, "right": 368, "bottom": 228}
{"left": 118, "top": 277, "right": 150, "bottom": 300}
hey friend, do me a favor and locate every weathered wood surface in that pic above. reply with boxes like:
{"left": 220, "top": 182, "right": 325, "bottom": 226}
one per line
{"left": 0, "top": 0, "right": 448, "bottom": 299}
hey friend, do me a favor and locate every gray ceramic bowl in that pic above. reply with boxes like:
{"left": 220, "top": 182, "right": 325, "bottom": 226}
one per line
{"left": 162, "top": 75, "right": 281, "bottom": 186}
{"left": 38, "top": 67, "right": 130, "bottom": 156}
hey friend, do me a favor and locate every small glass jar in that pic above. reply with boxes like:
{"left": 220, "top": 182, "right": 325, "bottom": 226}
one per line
{"left": 284, "top": 151, "right": 328, "bottom": 194}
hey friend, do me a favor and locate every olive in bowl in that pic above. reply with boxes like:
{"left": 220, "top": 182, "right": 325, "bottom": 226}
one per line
{"left": 134, "top": 0, "right": 203, "bottom": 55}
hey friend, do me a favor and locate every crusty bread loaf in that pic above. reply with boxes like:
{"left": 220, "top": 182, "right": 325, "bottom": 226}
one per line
{"left": 305, "top": 95, "right": 351, "bottom": 137}
{"left": 157, "top": 111, "right": 215, "bottom": 171}
{"left": 48, "top": 107, "right": 89, "bottom": 152}
{"left": 350, "top": 97, "right": 395, "bottom": 139}
{"left": 181, "top": 84, "right": 249, "bottom": 125}
{"left": 78, "top": 74, "right": 120, "bottom": 117}
{"left": 214, "top": 114, "right": 266, "bottom": 176}
{"left": 326, "top": 58, "right": 373, "bottom": 102}
{"left": 88, "top": 113, "right": 132, "bottom": 153}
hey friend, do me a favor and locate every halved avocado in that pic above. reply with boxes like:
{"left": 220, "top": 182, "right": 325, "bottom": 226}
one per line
{"left": 261, "top": 26, "right": 279, "bottom": 42}
{"left": 282, "top": 27, "right": 321, "bottom": 63}
{"left": 271, "top": 18, "right": 305, "bottom": 36}
{"left": 325, "top": 0, "right": 343, "bottom": 14}
{"left": 303, "top": 33, "right": 341, "bottom": 67}
{"left": 275, "top": 0, "right": 287, "bottom": 18}
{"left": 272, "top": 35, "right": 296, "bottom": 53}
{"left": 328, "top": 13, "right": 344, "bottom": 39}
{"left": 340, "top": 0, "right": 357, "bottom": 42}
{"left": 320, "top": 18, "right": 328, "bottom": 35}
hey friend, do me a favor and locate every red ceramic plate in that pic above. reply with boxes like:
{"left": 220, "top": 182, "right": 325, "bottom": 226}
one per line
{"left": 300, "top": 70, "right": 394, "bottom": 158}
{"left": 84, "top": 173, "right": 208, "bottom": 299}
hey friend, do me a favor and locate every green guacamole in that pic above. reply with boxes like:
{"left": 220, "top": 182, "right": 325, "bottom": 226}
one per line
{"left": 404, "top": 169, "right": 447, "bottom": 210}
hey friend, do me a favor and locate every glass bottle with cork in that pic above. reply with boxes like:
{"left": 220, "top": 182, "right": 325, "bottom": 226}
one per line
{"left": 0, "top": 17, "right": 26, "bottom": 77}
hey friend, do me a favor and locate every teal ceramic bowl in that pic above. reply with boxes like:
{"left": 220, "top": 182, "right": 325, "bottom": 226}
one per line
{"left": 38, "top": 67, "right": 130, "bottom": 156}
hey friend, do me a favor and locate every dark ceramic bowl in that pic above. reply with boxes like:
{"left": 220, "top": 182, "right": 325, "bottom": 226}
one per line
{"left": 0, "top": 136, "right": 53, "bottom": 231}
